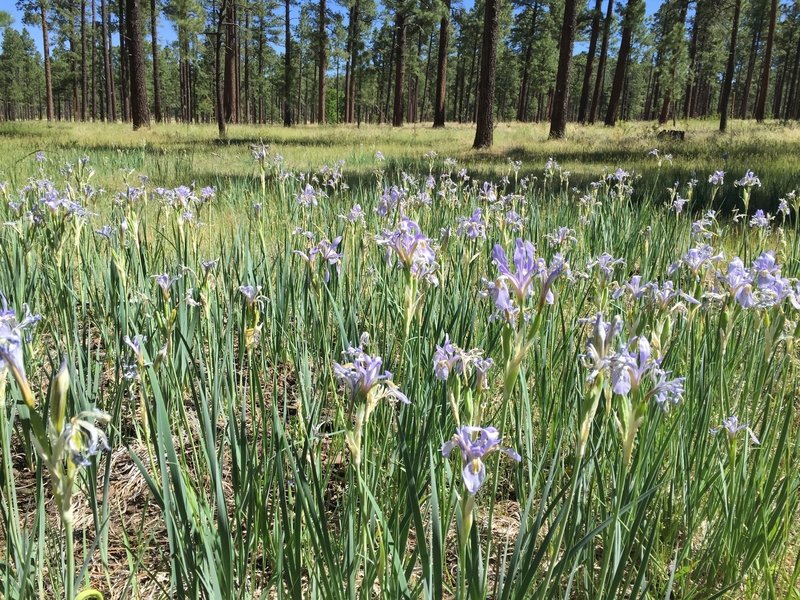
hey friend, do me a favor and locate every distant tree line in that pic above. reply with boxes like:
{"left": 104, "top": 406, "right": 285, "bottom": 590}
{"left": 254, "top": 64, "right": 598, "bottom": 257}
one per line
{"left": 1, "top": 0, "right": 799, "bottom": 144}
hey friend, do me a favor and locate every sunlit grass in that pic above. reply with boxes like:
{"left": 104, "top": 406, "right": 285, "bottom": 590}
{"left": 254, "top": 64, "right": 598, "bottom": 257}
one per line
{"left": 0, "top": 124, "right": 799, "bottom": 599}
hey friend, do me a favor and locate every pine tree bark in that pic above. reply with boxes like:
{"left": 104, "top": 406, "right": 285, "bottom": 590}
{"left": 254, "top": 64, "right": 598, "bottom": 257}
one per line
{"left": 739, "top": 18, "right": 762, "bottom": 118}
{"left": 91, "top": 0, "right": 97, "bottom": 119}
{"left": 473, "top": 0, "right": 499, "bottom": 148}
{"left": 224, "top": 0, "right": 237, "bottom": 122}
{"left": 317, "top": 0, "right": 326, "bottom": 123}
{"left": 284, "top": 0, "right": 292, "bottom": 126}
{"left": 150, "top": 0, "right": 162, "bottom": 122}
{"left": 682, "top": 0, "right": 700, "bottom": 118}
{"left": 215, "top": 0, "right": 227, "bottom": 136}
{"left": 392, "top": 11, "right": 407, "bottom": 127}
{"left": 433, "top": 0, "right": 450, "bottom": 127}
{"left": 719, "top": 0, "right": 742, "bottom": 132}
{"left": 344, "top": 0, "right": 359, "bottom": 123}
{"left": 658, "top": 0, "right": 689, "bottom": 124}
{"left": 754, "top": 0, "right": 777, "bottom": 121}
{"left": 578, "top": 0, "right": 603, "bottom": 123}
{"left": 785, "top": 31, "right": 800, "bottom": 120}
{"left": 516, "top": 1, "right": 540, "bottom": 122}
{"left": 40, "top": 2, "right": 55, "bottom": 121}
{"left": 125, "top": 0, "right": 150, "bottom": 128}
{"left": 550, "top": 0, "right": 578, "bottom": 138}
{"left": 101, "top": 0, "right": 115, "bottom": 120}
{"left": 604, "top": 0, "right": 638, "bottom": 125}
{"left": 81, "top": 0, "right": 88, "bottom": 120}
{"left": 119, "top": 0, "right": 130, "bottom": 121}
{"left": 589, "top": 0, "right": 613, "bottom": 123}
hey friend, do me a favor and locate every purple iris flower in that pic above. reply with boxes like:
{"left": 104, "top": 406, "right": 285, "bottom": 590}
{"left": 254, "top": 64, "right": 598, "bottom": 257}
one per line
{"left": 587, "top": 253, "right": 624, "bottom": 281}
{"left": 473, "top": 357, "right": 494, "bottom": 391}
{"left": 720, "top": 258, "right": 755, "bottom": 308}
{"left": 651, "top": 369, "right": 685, "bottom": 410}
{"left": 433, "top": 334, "right": 462, "bottom": 381}
{"left": 239, "top": 285, "right": 262, "bottom": 306}
{"left": 580, "top": 313, "right": 623, "bottom": 384}
{"left": 201, "top": 258, "right": 219, "bottom": 276}
{"left": 710, "top": 415, "right": 760, "bottom": 444}
{"left": 314, "top": 237, "right": 343, "bottom": 282}
{"left": 749, "top": 210, "right": 770, "bottom": 229}
{"left": 376, "top": 186, "right": 404, "bottom": 217}
{"left": 333, "top": 344, "right": 410, "bottom": 404}
{"left": 0, "top": 298, "right": 40, "bottom": 383}
{"left": 340, "top": 203, "right": 365, "bottom": 224}
{"left": 297, "top": 183, "right": 319, "bottom": 208}
{"left": 456, "top": 209, "right": 487, "bottom": 240}
{"left": 42, "top": 188, "right": 63, "bottom": 212}
{"left": 681, "top": 245, "right": 723, "bottom": 276}
{"left": 672, "top": 196, "right": 688, "bottom": 214}
{"left": 735, "top": 170, "right": 761, "bottom": 188}
{"left": 153, "top": 273, "right": 179, "bottom": 295}
{"left": 546, "top": 227, "right": 576, "bottom": 248}
{"left": 483, "top": 279, "right": 519, "bottom": 324}
{"left": 491, "top": 239, "right": 542, "bottom": 301}
{"left": 613, "top": 275, "right": 646, "bottom": 300}
{"left": 708, "top": 171, "right": 724, "bottom": 186}
{"left": 647, "top": 280, "right": 700, "bottom": 310}
{"left": 610, "top": 336, "right": 653, "bottom": 396}
{"left": 504, "top": 211, "right": 524, "bottom": 233}
{"left": 441, "top": 426, "right": 521, "bottom": 494}
{"left": 375, "top": 217, "right": 437, "bottom": 279}
{"left": 95, "top": 225, "right": 114, "bottom": 240}
{"left": 749, "top": 251, "right": 793, "bottom": 306}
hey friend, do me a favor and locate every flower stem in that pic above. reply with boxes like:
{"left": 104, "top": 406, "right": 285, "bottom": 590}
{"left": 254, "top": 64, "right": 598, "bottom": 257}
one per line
{"left": 64, "top": 514, "right": 75, "bottom": 600}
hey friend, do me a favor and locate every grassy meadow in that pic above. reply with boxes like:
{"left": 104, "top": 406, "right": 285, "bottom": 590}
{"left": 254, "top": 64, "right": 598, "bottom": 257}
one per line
{"left": 0, "top": 119, "right": 800, "bottom": 600}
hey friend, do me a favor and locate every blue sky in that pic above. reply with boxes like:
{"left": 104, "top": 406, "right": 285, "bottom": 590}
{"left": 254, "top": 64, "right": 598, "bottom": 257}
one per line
{"left": 1, "top": 0, "right": 663, "bottom": 57}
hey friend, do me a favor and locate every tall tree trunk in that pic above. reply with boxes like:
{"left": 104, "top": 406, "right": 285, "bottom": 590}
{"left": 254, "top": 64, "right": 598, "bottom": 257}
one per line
{"left": 284, "top": 0, "right": 292, "bottom": 126}
{"left": 420, "top": 32, "right": 434, "bottom": 120}
{"left": 754, "top": 0, "right": 777, "bottom": 121}
{"left": 719, "top": 0, "right": 742, "bottom": 132}
{"left": 126, "top": 0, "right": 150, "bottom": 128}
{"left": 589, "top": 0, "right": 613, "bottom": 123}
{"left": 516, "top": 1, "right": 540, "bottom": 122}
{"left": 224, "top": 0, "right": 237, "bottom": 122}
{"left": 318, "top": 0, "right": 327, "bottom": 123}
{"left": 392, "top": 11, "right": 407, "bottom": 127}
{"left": 91, "top": 0, "right": 97, "bottom": 119}
{"left": 550, "top": 0, "right": 578, "bottom": 137}
{"left": 40, "top": 3, "right": 55, "bottom": 121}
{"left": 658, "top": 0, "right": 689, "bottom": 124}
{"left": 383, "top": 25, "right": 395, "bottom": 122}
{"left": 150, "top": 0, "right": 162, "bottom": 122}
{"left": 578, "top": 0, "right": 603, "bottom": 122}
{"left": 119, "top": 0, "right": 130, "bottom": 121}
{"left": 81, "top": 0, "right": 88, "bottom": 120}
{"left": 215, "top": 0, "right": 228, "bottom": 136}
{"left": 516, "top": 45, "right": 532, "bottom": 121}
{"left": 682, "top": 0, "right": 700, "bottom": 118}
{"left": 433, "top": 0, "right": 450, "bottom": 127}
{"left": 70, "top": 32, "right": 79, "bottom": 120}
{"left": 473, "top": 0, "right": 499, "bottom": 147}
{"left": 772, "top": 53, "right": 786, "bottom": 118}
{"left": 101, "top": 0, "right": 115, "bottom": 120}
{"left": 785, "top": 31, "right": 800, "bottom": 120}
{"left": 605, "top": 0, "right": 639, "bottom": 125}
{"left": 244, "top": 8, "right": 250, "bottom": 123}
{"left": 258, "top": 13, "right": 265, "bottom": 123}
{"left": 739, "top": 26, "right": 761, "bottom": 118}
{"left": 344, "top": 0, "right": 359, "bottom": 123}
